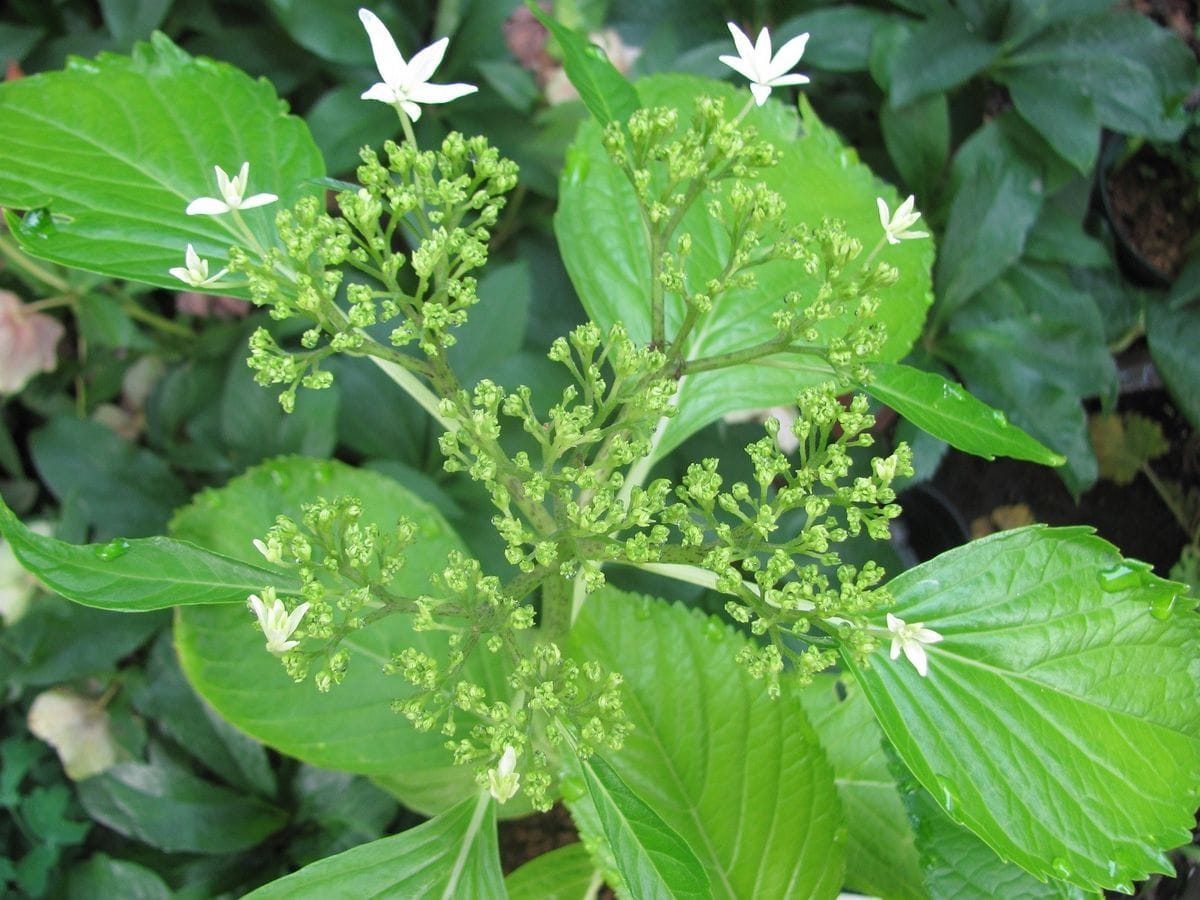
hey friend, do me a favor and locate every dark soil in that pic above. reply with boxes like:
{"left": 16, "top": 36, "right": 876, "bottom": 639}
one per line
{"left": 498, "top": 803, "right": 581, "bottom": 874}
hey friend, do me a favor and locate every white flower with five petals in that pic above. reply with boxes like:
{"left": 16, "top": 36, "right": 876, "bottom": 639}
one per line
{"left": 886, "top": 613, "right": 943, "bottom": 677}
{"left": 877, "top": 195, "right": 929, "bottom": 245}
{"left": 248, "top": 588, "right": 310, "bottom": 655}
{"left": 358, "top": 8, "right": 477, "bottom": 121}
{"left": 719, "top": 22, "right": 810, "bottom": 107}
{"left": 185, "top": 162, "right": 278, "bottom": 216}
{"left": 169, "top": 244, "right": 228, "bottom": 288}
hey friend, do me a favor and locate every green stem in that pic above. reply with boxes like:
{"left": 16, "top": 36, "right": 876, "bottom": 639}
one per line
{"left": 540, "top": 573, "right": 574, "bottom": 642}
{"left": 120, "top": 298, "right": 195, "bottom": 338}
{"left": 367, "top": 354, "right": 455, "bottom": 431}
{"left": 682, "top": 334, "right": 792, "bottom": 374}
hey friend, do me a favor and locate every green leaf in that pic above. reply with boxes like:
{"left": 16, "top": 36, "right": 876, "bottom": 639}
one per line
{"left": 66, "top": 853, "right": 173, "bottom": 900}
{"left": 880, "top": 93, "right": 949, "bottom": 201}
{"left": 887, "top": 10, "right": 1001, "bottom": 107}
{"left": 1023, "top": 205, "right": 1110, "bottom": 269}
{"left": 528, "top": 4, "right": 639, "bottom": 125}
{"left": 558, "top": 75, "right": 932, "bottom": 462}
{"left": 0, "top": 494, "right": 298, "bottom": 612}
{"left": 505, "top": 843, "right": 598, "bottom": 899}
{"left": 448, "top": 258, "right": 533, "bottom": 385}
{"left": 1089, "top": 413, "right": 1170, "bottom": 486}
{"left": 862, "top": 363, "right": 1064, "bottom": 466}
{"left": 1146, "top": 298, "right": 1200, "bottom": 432}
{"left": 904, "top": 780, "right": 1098, "bottom": 899}
{"left": 265, "top": 0, "right": 398, "bottom": 66}
{"left": 98, "top": 0, "right": 171, "bottom": 46}
{"left": 934, "top": 134, "right": 1044, "bottom": 320}
{"left": 171, "top": 457, "right": 518, "bottom": 816}
{"left": 1006, "top": 13, "right": 1197, "bottom": 142}
{"left": 0, "top": 33, "right": 324, "bottom": 295}
{"left": 843, "top": 526, "right": 1200, "bottom": 893}
{"left": 31, "top": 417, "right": 188, "bottom": 538}
{"left": 244, "top": 793, "right": 503, "bottom": 898}
{"left": 77, "top": 748, "right": 287, "bottom": 854}
{"left": 304, "top": 85, "right": 399, "bottom": 177}
{"left": 567, "top": 590, "right": 845, "bottom": 898}
{"left": 1002, "top": 71, "right": 1099, "bottom": 174}
{"left": 132, "top": 635, "right": 277, "bottom": 797}
{"left": 777, "top": 7, "right": 895, "bottom": 73}
{"left": 799, "top": 675, "right": 924, "bottom": 900}
{"left": 578, "top": 752, "right": 709, "bottom": 899}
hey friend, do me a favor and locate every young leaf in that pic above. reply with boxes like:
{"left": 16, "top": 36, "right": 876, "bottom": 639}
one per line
{"left": 843, "top": 526, "right": 1200, "bottom": 893}
{"left": 171, "top": 457, "right": 519, "bottom": 817}
{"left": 579, "top": 753, "right": 709, "bottom": 899}
{"left": 558, "top": 75, "right": 932, "bottom": 463}
{"left": 567, "top": 590, "right": 845, "bottom": 898}
{"left": 0, "top": 496, "right": 298, "bottom": 612}
{"left": 527, "top": 4, "right": 638, "bottom": 125}
{"left": 244, "top": 793, "right": 503, "bottom": 899}
{"left": 862, "top": 362, "right": 1065, "bottom": 466}
{"left": 0, "top": 33, "right": 324, "bottom": 295}
{"left": 505, "top": 843, "right": 598, "bottom": 899}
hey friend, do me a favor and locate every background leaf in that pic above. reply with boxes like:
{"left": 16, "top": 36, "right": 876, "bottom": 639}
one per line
{"left": 245, "top": 794, "right": 502, "bottom": 899}
{"left": 558, "top": 74, "right": 932, "bottom": 462}
{"left": 171, "top": 457, "right": 519, "bottom": 816}
{"left": 528, "top": 4, "right": 639, "bottom": 125}
{"left": 799, "top": 674, "right": 924, "bottom": 899}
{"left": 844, "top": 526, "right": 1200, "bottom": 893}
{"left": 505, "top": 843, "right": 598, "bottom": 899}
{"left": 0, "top": 33, "right": 324, "bottom": 294}
{"left": 566, "top": 590, "right": 845, "bottom": 899}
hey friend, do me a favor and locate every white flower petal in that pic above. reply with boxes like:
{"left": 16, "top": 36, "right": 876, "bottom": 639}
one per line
{"left": 239, "top": 192, "right": 279, "bottom": 210}
{"left": 718, "top": 53, "right": 759, "bottom": 83}
{"left": 359, "top": 8, "right": 408, "bottom": 86}
{"left": 400, "top": 99, "right": 423, "bottom": 121}
{"left": 406, "top": 36, "right": 449, "bottom": 85}
{"left": 408, "top": 81, "right": 478, "bottom": 105}
{"left": 168, "top": 266, "right": 194, "bottom": 285}
{"left": 726, "top": 22, "right": 757, "bottom": 67}
{"left": 903, "top": 641, "right": 929, "bottom": 677}
{"left": 749, "top": 82, "right": 773, "bottom": 106}
{"left": 769, "top": 32, "right": 809, "bottom": 79}
{"left": 361, "top": 82, "right": 398, "bottom": 104}
{"left": 877, "top": 197, "right": 891, "bottom": 229}
{"left": 766, "top": 72, "right": 810, "bottom": 87}
{"left": 185, "top": 197, "right": 229, "bottom": 216}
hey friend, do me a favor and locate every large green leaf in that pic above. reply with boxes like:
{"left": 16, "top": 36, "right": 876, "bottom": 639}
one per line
{"left": 862, "top": 362, "right": 1064, "bottom": 466}
{"left": 0, "top": 495, "right": 297, "bottom": 612}
{"left": 0, "top": 33, "right": 324, "bottom": 294}
{"left": 886, "top": 9, "right": 1000, "bottom": 106}
{"left": 799, "top": 675, "right": 923, "bottom": 900}
{"left": 171, "top": 457, "right": 518, "bottom": 816}
{"left": 1146, "top": 298, "right": 1200, "bottom": 432}
{"left": 579, "top": 752, "right": 709, "bottom": 899}
{"left": 843, "top": 526, "right": 1200, "bottom": 893}
{"left": 567, "top": 590, "right": 845, "bottom": 899}
{"left": 904, "top": 780, "right": 1097, "bottom": 899}
{"left": 245, "top": 793, "right": 503, "bottom": 898}
{"left": 558, "top": 74, "right": 932, "bottom": 462}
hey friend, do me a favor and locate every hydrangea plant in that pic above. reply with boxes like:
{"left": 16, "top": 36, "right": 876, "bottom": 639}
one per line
{"left": 0, "top": 6, "right": 1195, "bottom": 897}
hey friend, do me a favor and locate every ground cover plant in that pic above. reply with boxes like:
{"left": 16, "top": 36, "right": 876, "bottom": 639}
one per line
{"left": 0, "top": 1, "right": 1198, "bottom": 897}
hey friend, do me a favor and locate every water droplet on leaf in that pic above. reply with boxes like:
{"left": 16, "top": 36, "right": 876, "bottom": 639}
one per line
{"left": 1149, "top": 590, "right": 1177, "bottom": 620}
{"left": 1097, "top": 561, "right": 1151, "bottom": 593}
{"left": 93, "top": 539, "right": 131, "bottom": 561}
{"left": 1050, "top": 857, "right": 1072, "bottom": 879}
{"left": 704, "top": 619, "right": 724, "bottom": 642}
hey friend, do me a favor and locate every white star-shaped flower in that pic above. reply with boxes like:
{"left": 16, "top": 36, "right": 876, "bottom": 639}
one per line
{"left": 719, "top": 22, "right": 810, "bottom": 107}
{"left": 168, "top": 243, "right": 228, "bottom": 288}
{"left": 886, "top": 613, "right": 943, "bottom": 677}
{"left": 185, "top": 162, "right": 278, "bottom": 216}
{"left": 247, "top": 588, "right": 310, "bottom": 655}
{"left": 877, "top": 195, "right": 929, "bottom": 245}
{"left": 358, "top": 8, "right": 477, "bottom": 121}
{"left": 487, "top": 745, "right": 520, "bottom": 804}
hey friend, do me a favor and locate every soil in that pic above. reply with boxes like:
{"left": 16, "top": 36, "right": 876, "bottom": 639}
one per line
{"left": 1104, "top": 141, "right": 1200, "bottom": 283}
